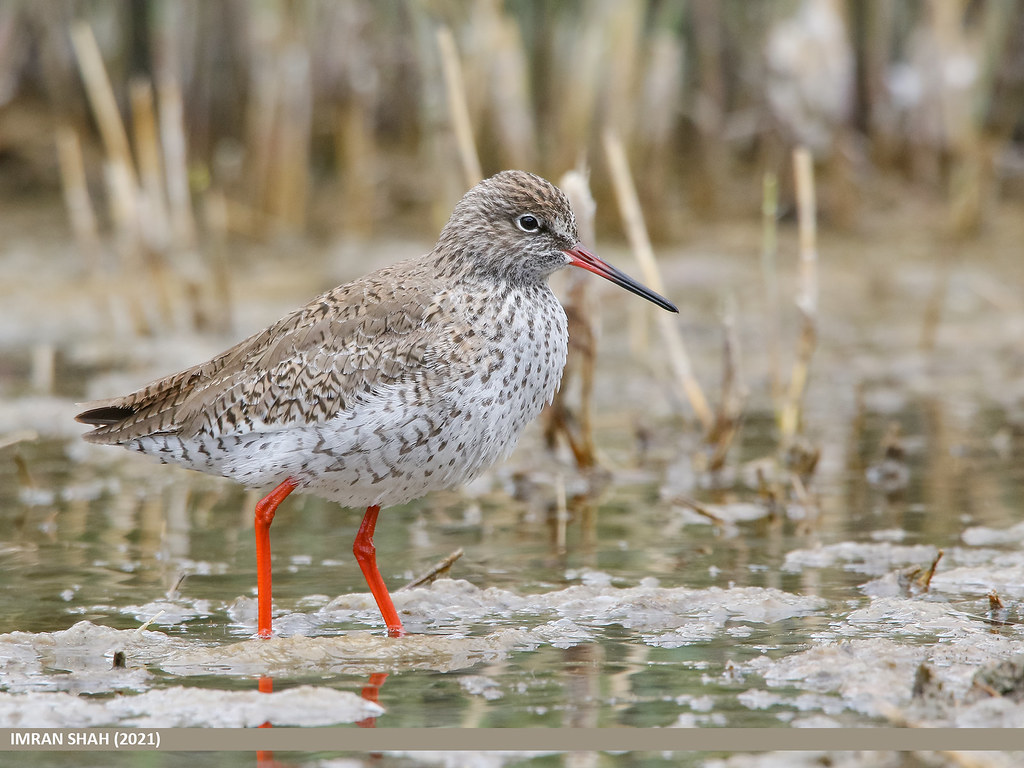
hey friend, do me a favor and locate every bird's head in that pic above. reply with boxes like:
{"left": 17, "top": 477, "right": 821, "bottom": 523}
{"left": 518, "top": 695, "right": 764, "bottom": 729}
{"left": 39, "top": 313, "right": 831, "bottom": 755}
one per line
{"left": 437, "top": 170, "right": 677, "bottom": 313}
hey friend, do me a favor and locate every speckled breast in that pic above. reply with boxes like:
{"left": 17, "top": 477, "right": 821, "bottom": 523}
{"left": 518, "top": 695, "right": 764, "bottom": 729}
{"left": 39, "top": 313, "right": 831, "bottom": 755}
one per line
{"left": 299, "top": 283, "right": 570, "bottom": 508}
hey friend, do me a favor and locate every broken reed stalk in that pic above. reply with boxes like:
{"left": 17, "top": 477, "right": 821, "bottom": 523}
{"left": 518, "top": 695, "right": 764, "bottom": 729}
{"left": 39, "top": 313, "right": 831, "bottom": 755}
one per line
{"left": 778, "top": 147, "right": 819, "bottom": 445}
{"left": 436, "top": 25, "right": 483, "bottom": 188}
{"left": 919, "top": 244, "right": 953, "bottom": 352}
{"left": 761, "top": 171, "right": 781, "bottom": 400}
{"left": 71, "top": 21, "right": 150, "bottom": 333}
{"left": 603, "top": 129, "right": 713, "bottom": 432}
{"left": 55, "top": 125, "right": 112, "bottom": 327}
{"left": 495, "top": 12, "right": 537, "bottom": 169}
{"left": 202, "top": 188, "right": 234, "bottom": 333}
{"left": 554, "top": 472, "right": 569, "bottom": 554}
{"left": 0, "top": 431, "right": 38, "bottom": 452}
{"left": 156, "top": 75, "right": 196, "bottom": 249}
{"left": 703, "top": 293, "right": 746, "bottom": 472}
{"left": 129, "top": 78, "right": 170, "bottom": 252}
{"left": 543, "top": 169, "right": 599, "bottom": 469}
{"left": 55, "top": 126, "right": 101, "bottom": 272}
{"left": 336, "top": 97, "right": 378, "bottom": 238}
{"left": 70, "top": 21, "right": 138, "bottom": 236}
{"left": 129, "top": 77, "right": 177, "bottom": 328}
{"left": 69, "top": 22, "right": 134, "bottom": 182}
{"left": 268, "top": 45, "right": 312, "bottom": 232}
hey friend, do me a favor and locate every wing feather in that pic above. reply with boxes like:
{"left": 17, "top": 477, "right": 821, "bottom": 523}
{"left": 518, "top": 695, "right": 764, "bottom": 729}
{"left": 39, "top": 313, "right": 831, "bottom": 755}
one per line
{"left": 77, "top": 259, "right": 468, "bottom": 445}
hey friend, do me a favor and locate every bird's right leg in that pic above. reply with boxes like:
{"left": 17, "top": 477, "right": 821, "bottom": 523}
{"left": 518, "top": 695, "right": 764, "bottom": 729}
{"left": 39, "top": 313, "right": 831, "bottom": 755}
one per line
{"left": 353, "top": 505, "right": 406, "bottom": 637}
{"left": 254, "top": 478, "right": 299, "bottom": 638}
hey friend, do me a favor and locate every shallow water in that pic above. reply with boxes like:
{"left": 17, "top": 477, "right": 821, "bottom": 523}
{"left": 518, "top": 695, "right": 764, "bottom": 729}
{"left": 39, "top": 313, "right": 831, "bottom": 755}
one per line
{"left": 3, "top": 196, "right": 1024, "bottom": 764}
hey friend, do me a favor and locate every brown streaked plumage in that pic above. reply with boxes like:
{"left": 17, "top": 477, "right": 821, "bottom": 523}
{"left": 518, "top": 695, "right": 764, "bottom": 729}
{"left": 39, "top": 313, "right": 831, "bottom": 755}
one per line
{"left": 77, "top": 170, "right": 678, "bottom": 638}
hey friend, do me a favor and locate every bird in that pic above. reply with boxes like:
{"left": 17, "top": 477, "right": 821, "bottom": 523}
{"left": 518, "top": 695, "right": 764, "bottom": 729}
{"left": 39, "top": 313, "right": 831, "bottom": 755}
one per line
{"left": 76, "top": 170, "right": 678, "bottom": 639}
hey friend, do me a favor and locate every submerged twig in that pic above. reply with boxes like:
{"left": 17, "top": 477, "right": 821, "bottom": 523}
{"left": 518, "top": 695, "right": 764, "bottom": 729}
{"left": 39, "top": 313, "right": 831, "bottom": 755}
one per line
{"left": 398, "top": 548, "right": 464, "bottom": 591}
{"left": 671, "top": 495, "right": 726, "bottom": 527}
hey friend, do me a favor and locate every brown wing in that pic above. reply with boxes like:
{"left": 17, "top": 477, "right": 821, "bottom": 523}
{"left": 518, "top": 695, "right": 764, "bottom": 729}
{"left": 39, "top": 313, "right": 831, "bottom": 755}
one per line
{"left": 77, "top": 259, "right": 463, "bottom": 445}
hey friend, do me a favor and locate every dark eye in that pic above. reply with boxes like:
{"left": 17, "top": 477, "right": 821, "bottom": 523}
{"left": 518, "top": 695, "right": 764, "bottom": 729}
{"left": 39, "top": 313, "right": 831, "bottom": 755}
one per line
{"left": 515, "top": 214, "right": 541, "bottom": 233}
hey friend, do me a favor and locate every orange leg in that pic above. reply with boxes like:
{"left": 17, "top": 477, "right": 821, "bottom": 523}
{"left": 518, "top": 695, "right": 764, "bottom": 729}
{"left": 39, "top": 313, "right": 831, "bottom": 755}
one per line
{"left": 353, "top": 505, "right": 406, "bottom": 637}
{"left": 254, "top": 478, "right": 299, "bottom": 638}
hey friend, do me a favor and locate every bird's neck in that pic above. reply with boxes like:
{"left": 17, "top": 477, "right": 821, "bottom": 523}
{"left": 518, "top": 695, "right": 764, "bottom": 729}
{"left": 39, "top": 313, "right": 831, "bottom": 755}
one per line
{"left": 431, "top": 246, "right": 553, "bottom": 294}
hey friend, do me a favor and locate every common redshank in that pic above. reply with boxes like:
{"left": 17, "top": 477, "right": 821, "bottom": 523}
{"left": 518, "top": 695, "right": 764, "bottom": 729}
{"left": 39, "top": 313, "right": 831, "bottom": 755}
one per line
{"left": 76, "top": 170, "right": 678, "bottom": 638}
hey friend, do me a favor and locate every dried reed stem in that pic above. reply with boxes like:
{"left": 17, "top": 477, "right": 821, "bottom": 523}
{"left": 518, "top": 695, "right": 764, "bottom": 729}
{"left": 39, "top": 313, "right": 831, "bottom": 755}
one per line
{"left": 920, "top": 245, "right": 953, "bottom": 351}
{"left": 702, "top": 294, "right": 746, "bottom": 472}
{"left": 130, "top": 77, "right": 176, "bottom": 328}
{"left": 779, "top": 147, "right": 819, "bottom": 443}
{"left": 69, "top": 22, "right": 134, "bottom": 177}
{"left": 554, "top": 472, "right": 568, "bottom": 554}
{"left": 0, "top": 431, "right": 38, "bottom": 451}
{"left": 336, "top": 99, "right": 378, "bottom": 237}
{"left": 544, "top": 169, "right": 599, "bottom": 468}
{"left": 760, "top": 171, "right": 781, "bottom": 399}
{"left": 70, "top": 21, "right": 151, "bottom": 333}
{"left": 130, "top": 78, "right": 170, "bottom": 252}
{"left": 71, "top": 21, "right": 139, "bottom": 246}
{"left": 55, "top": 125, "right": 101, "bottom": 273}
{"left": 603, "top": 129, "right": 713, "bottom": 431}
{"left": 268, "top": 46, "right": 312, "bottom": 231}
{"left": 156, "top": 75, "right": 195, "bottom": 249}
{"left": 202, "top": 188, "right": 234, "bottom": 333}
{"left": 437, "top": 25, "right": 483, "bottom": 188}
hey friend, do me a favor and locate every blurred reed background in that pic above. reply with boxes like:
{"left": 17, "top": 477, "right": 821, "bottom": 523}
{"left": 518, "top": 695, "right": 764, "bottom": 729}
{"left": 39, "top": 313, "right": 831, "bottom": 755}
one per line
{"left": 0, "top": 0, "right": 1020, "bottom": 472}
{"left": 2, "top": 0, "right": 1022, "bottom": 243}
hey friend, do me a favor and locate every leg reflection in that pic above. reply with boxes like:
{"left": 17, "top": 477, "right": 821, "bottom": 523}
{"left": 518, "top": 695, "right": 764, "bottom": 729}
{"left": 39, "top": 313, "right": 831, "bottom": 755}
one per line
{"left": 357, "top": 672, "right": 389, "bottom": 728}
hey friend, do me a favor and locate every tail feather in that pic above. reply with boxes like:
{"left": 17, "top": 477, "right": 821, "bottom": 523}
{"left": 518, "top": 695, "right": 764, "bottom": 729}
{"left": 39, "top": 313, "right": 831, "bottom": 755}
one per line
{"left": 75, "top": 366, "right": 200, "bottom": 444}
{"left": 75, "top": 405, "right": 137, "bottom": 426}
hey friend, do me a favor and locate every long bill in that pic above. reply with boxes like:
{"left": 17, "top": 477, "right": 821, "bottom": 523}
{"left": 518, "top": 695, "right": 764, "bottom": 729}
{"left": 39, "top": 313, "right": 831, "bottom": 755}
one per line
{"left": 564, "top": 244, "right": 678, "bottom": 313}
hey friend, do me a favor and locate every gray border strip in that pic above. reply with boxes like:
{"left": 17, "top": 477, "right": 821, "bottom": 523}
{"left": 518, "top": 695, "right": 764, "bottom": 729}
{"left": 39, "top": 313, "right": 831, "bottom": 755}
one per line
{"left": 2, "top": 729, "right": 1024, "bottom": 752}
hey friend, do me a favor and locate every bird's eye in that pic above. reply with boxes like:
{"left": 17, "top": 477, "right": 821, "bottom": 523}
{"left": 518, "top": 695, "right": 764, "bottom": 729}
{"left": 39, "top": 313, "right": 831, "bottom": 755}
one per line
{"left": 515, "top": 214, "right": 541, "bottom": 233}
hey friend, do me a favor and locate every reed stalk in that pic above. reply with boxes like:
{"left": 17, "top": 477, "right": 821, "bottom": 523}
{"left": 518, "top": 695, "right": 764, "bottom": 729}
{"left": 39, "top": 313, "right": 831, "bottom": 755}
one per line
{"left": 603, "top": 129, "right": 713, "bottom": 432}
{"left": 778, "top": 147, "right": 819, "bottom": 446}
{"left": 54, "top": 125, "right": 103, "bottom": 279}
{"left": 156, "top": 74, "right": 195, "bottom": 249}
{"left": 544, "top": 169, "right": 599, "bottom": 469}
{"left": 761, "top": 172, "right": 781, "bottom": 400}
{"left": 437, "top": 25, "right": 483, "bottom": 188}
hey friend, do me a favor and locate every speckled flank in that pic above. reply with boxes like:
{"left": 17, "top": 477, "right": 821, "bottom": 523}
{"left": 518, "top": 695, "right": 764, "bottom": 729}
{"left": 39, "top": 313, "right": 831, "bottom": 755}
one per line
{"left": 77, "top": 171, "right": 575, "bottom": 507}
